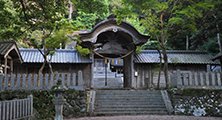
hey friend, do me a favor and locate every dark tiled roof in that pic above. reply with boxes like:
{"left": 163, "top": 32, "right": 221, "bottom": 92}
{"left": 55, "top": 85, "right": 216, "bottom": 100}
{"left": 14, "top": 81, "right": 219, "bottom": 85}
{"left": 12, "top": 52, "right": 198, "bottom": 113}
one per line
{"left": 0, "top": 41, "right": 14, "bottom": 55}
{"left": 0, "top": 41, "right": 23, "bottom": 63}
{"left": 134, "top": 50, "right": 220, "bottom": 64}
{"left": 211, "top": 52, "right": 222, "bottom": 61}
{"left": 19, "top": 48, "right": 92, "bottom": 63}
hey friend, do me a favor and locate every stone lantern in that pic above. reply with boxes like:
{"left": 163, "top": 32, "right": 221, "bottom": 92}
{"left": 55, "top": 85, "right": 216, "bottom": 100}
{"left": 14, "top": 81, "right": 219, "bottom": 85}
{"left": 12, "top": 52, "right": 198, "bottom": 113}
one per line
{"left": 52, "top": 79, "right": 68, "bottom": 120}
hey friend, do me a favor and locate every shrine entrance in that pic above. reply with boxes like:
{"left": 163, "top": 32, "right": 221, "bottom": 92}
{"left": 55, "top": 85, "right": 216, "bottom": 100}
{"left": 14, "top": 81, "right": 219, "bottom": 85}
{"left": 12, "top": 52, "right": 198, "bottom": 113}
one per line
{"left": 79, "top": 16, "right": 149, "bottom": 89}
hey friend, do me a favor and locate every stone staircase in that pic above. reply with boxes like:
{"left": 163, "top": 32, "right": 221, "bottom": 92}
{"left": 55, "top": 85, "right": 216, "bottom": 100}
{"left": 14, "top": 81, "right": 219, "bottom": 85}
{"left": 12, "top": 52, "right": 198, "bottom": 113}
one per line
{"left": 93, "top": 78, "right": 123, "bottom": 88}
{"left": 92, "top": 90, "right": 170, "bottom": 116}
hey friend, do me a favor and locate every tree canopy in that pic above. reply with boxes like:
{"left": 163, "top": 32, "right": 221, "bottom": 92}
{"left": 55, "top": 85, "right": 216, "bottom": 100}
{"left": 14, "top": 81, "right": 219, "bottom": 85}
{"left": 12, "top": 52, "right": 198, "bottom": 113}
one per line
{"left": 1, "top": 0, "right": 222, "bottom": 76}
{"left": 115, "top": 0, "right": 214, "bottom": 88}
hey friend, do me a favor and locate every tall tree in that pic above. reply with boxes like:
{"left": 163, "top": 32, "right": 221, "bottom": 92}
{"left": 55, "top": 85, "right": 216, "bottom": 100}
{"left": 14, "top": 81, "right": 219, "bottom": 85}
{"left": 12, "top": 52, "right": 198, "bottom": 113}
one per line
{"left": 10, "top": 0, "right": 72, "bottom": 74}
{"left": 189, "top": 0, "right": 222, "bottom": 53}
{"left": 116, "top": 0, "right": 213, "bottom": 89}
{"left": 0, "top": 0, "right": 24, "bottom": 40}
{"left": 71, "top": 0, "right": 110, "bottom": 29}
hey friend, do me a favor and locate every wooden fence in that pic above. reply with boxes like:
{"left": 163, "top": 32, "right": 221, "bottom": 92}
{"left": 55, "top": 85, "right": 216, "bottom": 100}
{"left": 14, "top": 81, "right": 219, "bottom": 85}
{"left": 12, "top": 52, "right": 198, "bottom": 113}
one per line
{"left": 0, "top": 70, "right": 84, "bottom": 91}
{"left": 0, "top": 95, "right": 33, "bottom": 120}
{"left": 170, "top": 70, "right": 222, "bottom": 89}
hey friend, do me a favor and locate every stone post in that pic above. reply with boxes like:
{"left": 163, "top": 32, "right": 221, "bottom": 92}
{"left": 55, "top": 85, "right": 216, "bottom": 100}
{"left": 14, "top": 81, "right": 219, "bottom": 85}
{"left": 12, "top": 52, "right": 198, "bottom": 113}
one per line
{"left": 52, "top": 79, "right": 67, "bottom": 120}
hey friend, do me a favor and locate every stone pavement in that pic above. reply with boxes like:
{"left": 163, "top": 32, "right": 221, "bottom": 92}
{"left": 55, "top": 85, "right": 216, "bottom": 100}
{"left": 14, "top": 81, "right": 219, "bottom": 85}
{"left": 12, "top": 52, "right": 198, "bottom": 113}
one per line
{"left": 93, "top": 77, "right": 123, "bottom": 89}
{"left": 65, "top": 115, "right": 221, "bottom": 120}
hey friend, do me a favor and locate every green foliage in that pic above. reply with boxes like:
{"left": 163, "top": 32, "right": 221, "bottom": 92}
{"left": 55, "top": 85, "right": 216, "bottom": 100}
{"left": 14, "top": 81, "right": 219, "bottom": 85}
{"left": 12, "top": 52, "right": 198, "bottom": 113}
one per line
{"left": 12, "top": 0, "right": 68, "bottom": 31}
{"left": 75, "top": 44, "right": 90, "bottom": 56}
{"left": 72, "top": 0, "right": 109, "bottom": 29}
{"left": 107, "top": 0, "right": 123, "bottom": 12}
{"left": 73, "top": 11, "right": 103, "bottom": 29}
{"left": 115, "top": 0, "right": 214, "bottom": 89}
{"left": 152, "top": 67, "right": 161, "bottom": 72}
{"left": 169, "top": 17, "right": 183, "bottom": 25}
{"left": 125, "top": 17, "right": 146, "bottom": 34}
{"left": 0, "top": 0, "right": 24, "bottom": 39}
{"left": 136, "top": 40, "right": 160, "bottom": 53}
{"left": 46, "top": 21, "right": 76, "bottom": 49}
{"left": 197, "top": 38, "right": 219, "bottom": 55}
{"left": 72, "top": 0, "right": 109, "bottom": 15}
{"left": 0, "top": 90, "right": 55, "bottom": 119}
{"left": 5, "top": 0, "right": 70, "bottom": 48}
{"left": 115, "top": 0, "right": 213, "bottom": 47}
{"left": 187, "top": 0, "right": 222, "bottom": 54}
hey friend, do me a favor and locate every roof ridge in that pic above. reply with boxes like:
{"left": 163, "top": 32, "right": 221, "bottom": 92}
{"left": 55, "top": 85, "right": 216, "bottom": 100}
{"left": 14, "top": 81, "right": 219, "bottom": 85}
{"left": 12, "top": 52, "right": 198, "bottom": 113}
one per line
{"left": 0, "top": 40, "right": 15, "bottom": 44}
{"left": 140, "top": 50, "right": 207, "bottom": 54}
{"left": 19, "top": 48, "right": 77, "bottom": 52}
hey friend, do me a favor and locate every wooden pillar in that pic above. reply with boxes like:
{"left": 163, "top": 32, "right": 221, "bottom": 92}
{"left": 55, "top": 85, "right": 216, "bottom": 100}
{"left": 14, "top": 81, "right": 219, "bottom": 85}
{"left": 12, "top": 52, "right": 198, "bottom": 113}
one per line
{"left": 10, "top": 59, "right": 13, "bottom": 74}
{"left": 207, "top": 64, "right": 211, "bottom": 73}
{"left": 4, "top": 57, "right": 7, "bottom": 75}
{"left": 123, "top": 52, "right": 134, "bottom": 88}
{"left": 91, "top": 52, "right": 94, "bottom": 88}
{"left": 186, "top": 35, "right": 189, "bottom": 50}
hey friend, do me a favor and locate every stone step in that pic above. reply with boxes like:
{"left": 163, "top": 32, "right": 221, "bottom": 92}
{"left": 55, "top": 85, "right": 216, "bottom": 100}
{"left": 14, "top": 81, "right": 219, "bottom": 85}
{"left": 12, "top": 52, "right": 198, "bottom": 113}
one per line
{"left": 95, "top": 96, "right": 163, "bottom": 99}
{"left": 94, "top": 107, "right": 167, "bottom": 111}
{"left": 96, "top": 94, "right": 161, "bottom": 96}
{"left": 95, "top": 104, "right": 165, "bottom": 107}
{"left": 94, "top": 104, "right": 166, "bottom": 108}
{"left": 94, "top": 111, "right": 168, "bottom": 116}
{"left": 96, "top": 93, "right": 161, "bottom": 97}
{"left": 93, "top": 90, "right": 168, "bottom": 116}
{"left": 95, "top": 108, "right": 167, "bottom": 113}
{"left": 95, "top": 100, "right": 164, "bottom": 105}
{"left": 96, "top": 90, "right": 160, "bottom": 94}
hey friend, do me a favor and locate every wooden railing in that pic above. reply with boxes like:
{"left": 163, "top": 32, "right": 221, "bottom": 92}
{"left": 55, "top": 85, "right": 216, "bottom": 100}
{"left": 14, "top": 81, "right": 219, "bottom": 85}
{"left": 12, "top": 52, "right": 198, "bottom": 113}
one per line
{"left": 0, "top": 95, "right": 33, "bottom": 120}
{"left": 0, "top": 71, "right": 84, "bottom": 91}
{"left": 170, "top": 70, "right": 222, "bottom": 89}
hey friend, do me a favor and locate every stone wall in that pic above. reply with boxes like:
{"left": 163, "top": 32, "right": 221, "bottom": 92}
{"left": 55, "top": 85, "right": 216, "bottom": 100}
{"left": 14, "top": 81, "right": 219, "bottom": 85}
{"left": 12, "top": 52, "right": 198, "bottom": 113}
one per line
{"left": 168, "top": 89, "right": 222, "bottom": 117}
{"left": 0, "top": 89, "right": 87, "bottom": 119}
{"left": 63, "top": 89, "right": 87, "bottom": 118}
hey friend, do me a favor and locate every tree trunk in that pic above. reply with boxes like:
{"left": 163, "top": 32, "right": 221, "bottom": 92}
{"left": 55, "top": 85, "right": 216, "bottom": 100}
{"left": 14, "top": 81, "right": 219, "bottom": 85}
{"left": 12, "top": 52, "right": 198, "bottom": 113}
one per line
{"left": 48, "top": 62, "right": 53, "bottom": 74}
{"left": 214, "top": 14, "right": 222, "bottom": 53}
{"left": 216, "top": 20, "right": 222, "bottom": 71}
{"left": 39, "top": 55, "right": 47, "bottom": 75}
{"left": 68, "top": 0, "right": 73, "bottom": 22}
{"left": 186, "top": 35, "right": 189, "bottom": 50}
{"left": 48, "top": 54, "right": 53, "bottom": 74}
{"left": 160, "top": 13, "right": 170, "bottom": 89}
{"left": 157, "top": 49, "right": 162, "bottom": 90}
{"left": 162, "top": 47, "right": 170, "bottom": 89}
{"left": 39, "top": 30, "right": 48, "bottom": 75}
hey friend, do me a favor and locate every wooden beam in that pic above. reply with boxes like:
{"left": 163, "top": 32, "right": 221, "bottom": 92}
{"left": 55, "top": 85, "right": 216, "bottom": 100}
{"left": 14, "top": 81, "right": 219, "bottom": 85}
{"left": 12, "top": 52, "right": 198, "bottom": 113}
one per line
{"left": 4, "top": 44, "right": 23, "bottom": 63}
{"left": 7, "top": 55, "right": 12, "bottom": 60}
{"left": 1, "top": 65, "right": 10, "bottom": 69}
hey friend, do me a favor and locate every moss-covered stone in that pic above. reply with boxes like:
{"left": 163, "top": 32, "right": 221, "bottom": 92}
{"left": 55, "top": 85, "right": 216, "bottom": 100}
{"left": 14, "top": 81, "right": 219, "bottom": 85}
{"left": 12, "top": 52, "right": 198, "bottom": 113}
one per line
{"left": 0, "top": 89, "right": 86, "bottom": 119}
{"left": 168, "top": 88, "right": 222, "bottom": 117}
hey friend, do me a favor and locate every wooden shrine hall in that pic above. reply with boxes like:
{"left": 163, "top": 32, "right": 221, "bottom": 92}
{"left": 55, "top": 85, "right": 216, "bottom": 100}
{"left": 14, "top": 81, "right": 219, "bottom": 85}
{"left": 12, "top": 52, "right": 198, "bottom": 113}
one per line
{"left": 0, "top": 41, "right": 23, "bottom": 75}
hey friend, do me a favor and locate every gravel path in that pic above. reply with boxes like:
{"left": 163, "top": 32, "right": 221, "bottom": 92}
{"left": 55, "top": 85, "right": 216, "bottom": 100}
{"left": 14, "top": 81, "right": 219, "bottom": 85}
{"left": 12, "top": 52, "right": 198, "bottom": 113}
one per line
{"left": 65, "top": 115, "right": 221, "bottom": 120}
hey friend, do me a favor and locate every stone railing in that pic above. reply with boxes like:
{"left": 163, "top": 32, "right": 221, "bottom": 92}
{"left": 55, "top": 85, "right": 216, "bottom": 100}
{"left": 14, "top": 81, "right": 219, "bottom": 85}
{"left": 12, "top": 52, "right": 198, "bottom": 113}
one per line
{"left": 0, "top": 95, "right": 33, "bottom": 120}
{"left": 0, "top": 71, "right": 84, "bottom": 91}
{"left": 171, "top": 70, "right": 222, "bottom": 89}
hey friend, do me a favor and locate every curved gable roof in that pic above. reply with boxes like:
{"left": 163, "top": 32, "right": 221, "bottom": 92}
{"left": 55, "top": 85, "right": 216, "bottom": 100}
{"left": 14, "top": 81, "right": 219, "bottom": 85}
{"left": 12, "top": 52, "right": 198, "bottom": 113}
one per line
{"left": 79, "top": 18, "right": 150, "bottom": 45}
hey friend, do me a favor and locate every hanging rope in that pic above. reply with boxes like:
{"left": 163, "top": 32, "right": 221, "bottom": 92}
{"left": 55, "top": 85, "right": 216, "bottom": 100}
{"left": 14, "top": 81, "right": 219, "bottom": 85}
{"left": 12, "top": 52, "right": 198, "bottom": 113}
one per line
{"left": 91, "top": 48, "right": 135, "bottom": 64}
{"left": 91, "top": 49, "right": 134, "bottom": 59}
